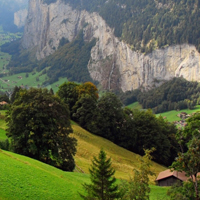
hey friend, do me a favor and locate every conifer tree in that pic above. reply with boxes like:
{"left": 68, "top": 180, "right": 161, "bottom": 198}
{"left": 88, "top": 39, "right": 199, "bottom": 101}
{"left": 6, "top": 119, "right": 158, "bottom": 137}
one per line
{"left": 80, "top": 149, "right": 120, "bottom": 200}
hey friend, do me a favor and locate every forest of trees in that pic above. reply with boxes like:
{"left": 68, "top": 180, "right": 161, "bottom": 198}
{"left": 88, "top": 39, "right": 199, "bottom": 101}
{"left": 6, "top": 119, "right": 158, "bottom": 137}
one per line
{"left": 5, "top": 79, "right": 200, "bottom": 169}
{"left": 137, "top": 78, "right": 200, "bottom": 113}
{"left": 57, "top": 81, "right": 179, "bottom": 166}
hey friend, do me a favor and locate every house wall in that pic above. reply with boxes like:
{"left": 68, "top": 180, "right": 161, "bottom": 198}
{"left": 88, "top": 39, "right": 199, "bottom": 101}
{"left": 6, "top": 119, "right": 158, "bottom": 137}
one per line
{"left": 158, "top": 176, "right": 181, "bottom": 186}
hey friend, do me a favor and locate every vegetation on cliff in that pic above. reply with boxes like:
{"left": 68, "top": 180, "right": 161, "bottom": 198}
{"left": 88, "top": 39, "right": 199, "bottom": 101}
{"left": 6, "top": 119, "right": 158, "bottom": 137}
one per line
{"left": 59, "top": 0, "right": 200, "bottom": 53}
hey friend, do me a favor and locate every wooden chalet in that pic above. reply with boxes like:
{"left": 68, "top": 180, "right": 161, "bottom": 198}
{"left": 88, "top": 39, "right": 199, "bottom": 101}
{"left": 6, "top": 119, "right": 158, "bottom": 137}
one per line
{"left": 0, "top": 101, "right": 8, "bottom": 105}
{"left": 156, "top": 169, "right": 188, "bottom": 186}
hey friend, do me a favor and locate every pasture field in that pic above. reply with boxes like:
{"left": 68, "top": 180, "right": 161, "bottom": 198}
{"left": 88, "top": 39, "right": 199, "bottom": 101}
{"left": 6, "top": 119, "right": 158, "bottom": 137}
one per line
{"left": 72, "top": 124, "right": 166, "bottom": 181}
{"left": 0, "top": 52, "right": 10, "bottom": 72}
{"left": 0, "top": 128, "right": 6, "bottom": 140}
{"left": 127, "top": 102, "right": 200, "bottom": 122}
{"left": 156, "top": 105, "right": 200, "bottom": 122}
{"left": 0, "top": 149, "right": 169, "bottom": 200}
{"left": 0, "top": 111, "right": 7, "bottom": 141}
{"left": 0, "top": 121, "right": 167, "bottom": 181}
{"left": 126, "top": 101, "right": 142, "bottom": 110}
{"left": 0, "top": 116, "right": 169, "bottom": 199}
{"left": 0, "top": 71, "right": 68, "bottom": 93}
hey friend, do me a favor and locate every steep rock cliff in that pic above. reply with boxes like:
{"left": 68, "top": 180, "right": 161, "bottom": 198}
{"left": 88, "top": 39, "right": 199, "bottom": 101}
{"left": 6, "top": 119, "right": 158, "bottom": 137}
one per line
{"left": 22, "top": 0, "right": 200, "bottom": 91}
{"left": 14, "top": 9, "right": 28, "bottom": 28}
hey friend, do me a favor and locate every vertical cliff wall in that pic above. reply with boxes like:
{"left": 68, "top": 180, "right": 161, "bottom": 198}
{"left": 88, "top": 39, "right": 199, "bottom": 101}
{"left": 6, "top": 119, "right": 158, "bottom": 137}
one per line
{"left": 22, "top": 0, "right": 200, "bottom": 91}
{"left": 14, "top": 9, "right": 28, "bottom": 28}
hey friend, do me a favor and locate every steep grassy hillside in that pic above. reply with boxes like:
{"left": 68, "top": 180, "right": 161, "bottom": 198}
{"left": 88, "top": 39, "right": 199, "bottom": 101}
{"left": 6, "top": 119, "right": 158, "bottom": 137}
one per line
{"left": 0, "top": 119, "right": 166, "bottom": 181}
{"left": 0, "top": 114, "right": 169, "bottom": 199}
{"left": 0, "top": 149, "right": 169, "bottom": 200}
{"left": 126, "top": 102, "right": 142, "bottom": 110}
{"left": 0, "top": 149, "right": 88, "bottom": 200}
{"left": 72, "top": 124, "right": 166, "bottom": 181}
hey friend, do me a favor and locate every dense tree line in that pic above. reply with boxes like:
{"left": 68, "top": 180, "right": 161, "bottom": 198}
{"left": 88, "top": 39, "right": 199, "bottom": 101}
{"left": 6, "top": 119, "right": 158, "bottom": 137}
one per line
{"left": 137, "top": 78, "right": 200, "bottom": 113}
{"left": 57, "top": 81, "right": 179, "bottom": 166}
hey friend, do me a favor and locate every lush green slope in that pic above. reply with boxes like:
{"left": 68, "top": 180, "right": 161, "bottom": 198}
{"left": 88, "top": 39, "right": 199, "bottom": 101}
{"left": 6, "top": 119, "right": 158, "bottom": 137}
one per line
{"left": 0, "top": 149, "right": 88, "bottom": 200}
{"left": 0, "top": 116, "right": 166, "bottom": 180}
{"left": 126, "top": 102, "right": 142, "bottom": 110}
{"left": 156, "top": 105, "right": 200, "bottom": 122}
{"left": 72, "top": 124, "right": 166, "bottom": 181}
{"left": 0, "top": 108, "right": 169, "bottom": 199}
{"left": 0, "top": 149, "right": 169, "bottom": 200}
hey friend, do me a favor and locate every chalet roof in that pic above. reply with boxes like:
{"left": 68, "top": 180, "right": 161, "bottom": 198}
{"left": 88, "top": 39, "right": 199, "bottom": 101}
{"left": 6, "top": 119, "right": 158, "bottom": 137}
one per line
{"left": 156, "top": 169, "right": 188, "bottom": 182}
{"left": 0, "top": 101, "right": 8, "bottom": 105}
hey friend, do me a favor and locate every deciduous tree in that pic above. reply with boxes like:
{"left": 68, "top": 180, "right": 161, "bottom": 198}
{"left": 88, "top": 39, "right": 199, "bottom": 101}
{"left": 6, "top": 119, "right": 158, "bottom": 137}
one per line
{"left": 170, "top": 112, "right": 200, "bottom": 200}
{"left": 119, "top": 149, "right": 155, "bottom": 200}
{"left": 6, "top": 88, "right": 77, "bottom": 171}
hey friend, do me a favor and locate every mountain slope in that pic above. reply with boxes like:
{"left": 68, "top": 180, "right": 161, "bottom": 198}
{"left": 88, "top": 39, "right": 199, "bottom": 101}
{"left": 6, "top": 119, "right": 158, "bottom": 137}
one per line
{"left": 4, "top": 0, "right": 200, "bottom": 92}
{"left": 72, "top": 124, "right": 166, "bottom": 180}
{"left": 0, "top": 148, "right": 169, "bottom": 200}
{"left": 0, "top": 122, "right": 168, "bottom": 199}
{"left": 0, "top": 149, "right": 88, "bottom": 200}
{"left": 19, "top": 0, "right": 200, "bottom": 91}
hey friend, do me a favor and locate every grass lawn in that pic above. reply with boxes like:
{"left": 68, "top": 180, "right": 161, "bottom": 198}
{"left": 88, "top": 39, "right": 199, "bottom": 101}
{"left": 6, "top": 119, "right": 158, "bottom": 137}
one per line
{"left": 150, "top": 185, "right": 169, "bottom": 200}
{"left": 0, "top": 150, "right": 89, "bottom": 200}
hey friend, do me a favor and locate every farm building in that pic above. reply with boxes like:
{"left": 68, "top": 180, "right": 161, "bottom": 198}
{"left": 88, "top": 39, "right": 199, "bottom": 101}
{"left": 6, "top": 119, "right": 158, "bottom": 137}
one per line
{"left": 0, "top": 101, "right": 8, "bottom": 105}
{"left": 156, "top": 169, "right": 188, "bottom": 186}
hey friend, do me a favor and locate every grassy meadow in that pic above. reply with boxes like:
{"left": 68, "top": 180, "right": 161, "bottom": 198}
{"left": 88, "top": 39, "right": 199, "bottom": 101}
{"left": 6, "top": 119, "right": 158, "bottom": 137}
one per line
{"left": 156, "top": 105, "right": 200, "bottom": 122}
{"left": 0, "top": 149, "right": 169, "bottom": 200}
{"left": 0, "top": 115, "right": 169, "bottom": 199}
{"left": 0, "top": 28, "right": 69, "bottom": 93}
{"left": 127, "top": 102, "right": 200, "bottom": 122}
{"left": 0, "top": 70, "right": 68, "bottom": 93}
{"left": 126, "top": 101, "right": 142, "bottom": 110}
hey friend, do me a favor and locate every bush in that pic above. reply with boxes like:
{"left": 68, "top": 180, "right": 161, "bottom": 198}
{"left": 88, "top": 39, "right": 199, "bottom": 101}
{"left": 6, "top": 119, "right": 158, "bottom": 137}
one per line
{"left": 0, "top": 139, "right": 10, "bottom": 151}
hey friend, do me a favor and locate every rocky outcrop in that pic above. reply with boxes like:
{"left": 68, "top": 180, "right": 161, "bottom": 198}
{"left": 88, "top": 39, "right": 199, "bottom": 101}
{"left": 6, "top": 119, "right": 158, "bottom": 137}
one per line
{"left": 22, "top": 0, "right": 200, "bottom": 91}
{"left": 14, "top": 9, "right": 28, "bottom": 28}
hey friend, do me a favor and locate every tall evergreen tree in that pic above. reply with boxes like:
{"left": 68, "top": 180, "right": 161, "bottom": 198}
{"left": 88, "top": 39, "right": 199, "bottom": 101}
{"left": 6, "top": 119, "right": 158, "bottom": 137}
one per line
{"left": 80, "top": 149, "right": 120, "bottom": 200}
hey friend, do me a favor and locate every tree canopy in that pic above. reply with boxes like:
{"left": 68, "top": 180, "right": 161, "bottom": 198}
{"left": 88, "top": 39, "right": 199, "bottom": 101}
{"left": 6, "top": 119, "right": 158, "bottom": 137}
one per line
{"left": 170, "top": 112, "right": 200, "bottom": 200}
{"left": 6, "top": 88, "right": 77, "bottom": 171}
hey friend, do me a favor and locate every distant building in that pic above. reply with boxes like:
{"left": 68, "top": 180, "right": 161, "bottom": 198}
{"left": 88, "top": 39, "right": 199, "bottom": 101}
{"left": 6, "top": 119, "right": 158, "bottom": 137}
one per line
{"left": 0, "top": 101, "right": 8, "bottom": 105}
{"left": 156, "top": 169, "right": 188, "bottom": 186}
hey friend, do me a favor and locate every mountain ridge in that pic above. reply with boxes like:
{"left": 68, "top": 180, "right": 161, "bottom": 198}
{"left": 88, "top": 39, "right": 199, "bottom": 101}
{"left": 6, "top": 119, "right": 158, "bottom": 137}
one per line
{"left": 3, "top": 0, "right": 200, "bottom": 92}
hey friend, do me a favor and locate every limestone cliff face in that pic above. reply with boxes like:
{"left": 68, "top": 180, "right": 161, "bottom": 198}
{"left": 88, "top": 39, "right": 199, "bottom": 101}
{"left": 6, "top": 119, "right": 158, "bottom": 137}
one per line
{"left": 22, "top": 0, "right": 200, "bottom": 91}
{"left": 14, "top": 9, "right": 28, "bottom": 28}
